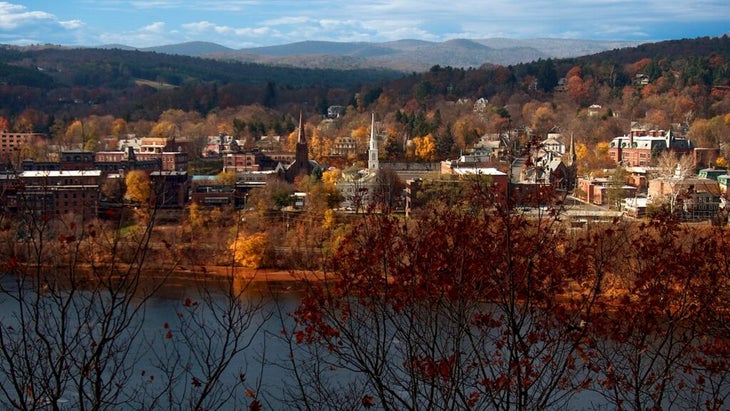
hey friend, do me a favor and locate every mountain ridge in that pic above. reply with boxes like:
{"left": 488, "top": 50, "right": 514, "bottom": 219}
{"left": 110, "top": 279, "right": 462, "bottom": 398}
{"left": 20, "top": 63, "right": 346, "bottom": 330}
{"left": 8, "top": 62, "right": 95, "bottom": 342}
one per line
{"left": 100, "top": 38, "right": 645, "bottom": 72}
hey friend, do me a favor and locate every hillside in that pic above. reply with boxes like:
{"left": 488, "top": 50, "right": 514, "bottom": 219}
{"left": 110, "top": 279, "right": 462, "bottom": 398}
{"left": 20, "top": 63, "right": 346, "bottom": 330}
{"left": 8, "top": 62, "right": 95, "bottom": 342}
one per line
{"left": 0, "top": 36, "right": 725, "bottom": 134}
{"left": 207, "top": 38, "right": 643, "bottom": 71}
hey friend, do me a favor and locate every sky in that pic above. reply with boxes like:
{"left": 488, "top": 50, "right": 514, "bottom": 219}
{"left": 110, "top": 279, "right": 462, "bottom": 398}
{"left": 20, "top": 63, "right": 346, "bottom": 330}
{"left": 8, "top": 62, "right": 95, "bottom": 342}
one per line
{"left": 0, "top": 1, "right": 728, "bottom": 49}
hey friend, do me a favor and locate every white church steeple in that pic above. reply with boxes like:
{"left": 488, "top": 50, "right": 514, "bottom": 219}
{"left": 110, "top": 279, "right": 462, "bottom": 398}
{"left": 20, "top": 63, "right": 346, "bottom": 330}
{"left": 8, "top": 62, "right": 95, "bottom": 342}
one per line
{"left": 368, "top": 112, "right": 379, "bottom": 173}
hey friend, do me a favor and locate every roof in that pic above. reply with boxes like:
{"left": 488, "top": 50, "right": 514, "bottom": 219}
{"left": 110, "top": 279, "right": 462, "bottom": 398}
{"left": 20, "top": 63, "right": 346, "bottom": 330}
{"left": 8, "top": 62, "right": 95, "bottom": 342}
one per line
{"left": 20, "top": 170, "right": 102, "bottom": 178}
{"left": 453, "top": 167, "right": 507, "bottom": 176}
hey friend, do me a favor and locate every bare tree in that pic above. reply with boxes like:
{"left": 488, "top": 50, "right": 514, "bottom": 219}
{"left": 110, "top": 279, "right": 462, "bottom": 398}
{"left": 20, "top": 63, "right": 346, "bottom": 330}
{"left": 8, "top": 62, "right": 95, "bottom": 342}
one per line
{"left": 0, "top": 194, "right": 173, "bottom": 410}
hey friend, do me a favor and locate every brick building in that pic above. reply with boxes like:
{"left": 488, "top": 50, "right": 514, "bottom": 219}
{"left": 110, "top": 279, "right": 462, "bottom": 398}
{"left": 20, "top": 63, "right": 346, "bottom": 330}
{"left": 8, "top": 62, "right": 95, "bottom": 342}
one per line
{"left": 608, "top": 126, "right": 693, "bottom": 167}
{"left": 17, "top": 170, "right": 102, "bottom": 221}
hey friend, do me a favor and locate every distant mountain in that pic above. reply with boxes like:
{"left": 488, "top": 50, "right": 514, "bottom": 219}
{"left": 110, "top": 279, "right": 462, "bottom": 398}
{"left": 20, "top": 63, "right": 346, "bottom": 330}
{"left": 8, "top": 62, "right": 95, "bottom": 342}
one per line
{"left": 142, "top": 41, "right": 235, "bottom": 56}
{"left": 137, "top": 38, "right": 644, "bottom": 72}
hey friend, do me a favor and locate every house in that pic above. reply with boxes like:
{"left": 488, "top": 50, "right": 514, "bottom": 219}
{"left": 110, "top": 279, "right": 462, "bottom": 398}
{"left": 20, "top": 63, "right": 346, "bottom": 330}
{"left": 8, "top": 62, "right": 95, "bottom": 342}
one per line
{"left": 327, "top": 105, "right": 346, "bottom": 118}
{"left": 648, "top": 175, "right": 721, "bottom": 220}
{"left": 573, "top": 174, "right": 637, "bottom": 207}
{"left": 622, "top": 196, "right": 648, "bottom": 218}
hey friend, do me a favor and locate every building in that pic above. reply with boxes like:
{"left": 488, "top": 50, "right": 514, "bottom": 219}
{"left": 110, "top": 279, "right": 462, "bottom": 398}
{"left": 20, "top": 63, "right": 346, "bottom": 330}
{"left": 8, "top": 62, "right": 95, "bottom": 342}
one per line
{"left": 648, "top": 176, "right": 721, "bottom": 220}
{"left": 335, "top": 113, "right": 384, "bottom": 210}
{"left": 95, "top": 138, "right": 188, "bottom": 173}
{"left": 17, "top": 170, "right": 102, "bottom": 221}
{"left": 330, "top": 135, "right": 359, "bottom": 157}
{"left": 608, "top": 124, "right": 693, "bottom": 167}
{"left": 0, "top": 131, "right": 46, "bottom": 163}
{"left": 150, "top": 171, "right": 189, "bottom": 208}
{"left": 222, "top": 151, "right": 261, "bottom": 173}
{"left": 283, "top": 113, "right": 316, "bottom": 183}
{"left": 577, "top": 177, "right": 610, "bottom": 206}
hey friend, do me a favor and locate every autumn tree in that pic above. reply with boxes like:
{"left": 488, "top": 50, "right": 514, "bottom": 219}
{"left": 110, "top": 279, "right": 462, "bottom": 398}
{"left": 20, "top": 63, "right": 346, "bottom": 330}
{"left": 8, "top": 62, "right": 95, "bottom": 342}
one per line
{"left": 215, "top": 170, "right": 237, "bottom": 186}
{"left": 230, "top": 232, "right": 271, "bottom": 269}
{"left": 125, "top": 170, "right": 152, "bottom": 205}
{"left": 0, "top": 201, "right": 176, "bottom": 409}
{"left": 412, "top": 133, "right": 437, "bottom": 161}
{"left": 291, "top": 183, "right": 607, "bottom": 410}
{"left": 587, "top": 218, "right": 730, "bottom": 410}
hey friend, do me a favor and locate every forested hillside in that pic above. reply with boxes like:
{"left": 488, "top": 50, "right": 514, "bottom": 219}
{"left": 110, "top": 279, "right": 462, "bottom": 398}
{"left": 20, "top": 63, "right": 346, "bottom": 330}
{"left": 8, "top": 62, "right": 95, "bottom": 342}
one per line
{"left": 0, "top": 36, "right": 727, "bottom": 171}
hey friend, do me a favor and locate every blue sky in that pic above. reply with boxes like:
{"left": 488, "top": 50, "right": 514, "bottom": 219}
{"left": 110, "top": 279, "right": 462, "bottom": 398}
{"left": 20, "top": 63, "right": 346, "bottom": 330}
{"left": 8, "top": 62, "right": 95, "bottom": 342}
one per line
{"left": 1, "top": 1, "right": 729, "bottom": 48}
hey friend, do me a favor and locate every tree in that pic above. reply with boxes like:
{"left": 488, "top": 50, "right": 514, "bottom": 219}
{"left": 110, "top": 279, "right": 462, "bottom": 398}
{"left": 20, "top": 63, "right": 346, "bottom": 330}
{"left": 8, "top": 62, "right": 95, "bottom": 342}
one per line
{"left": 215, "top": 171, "right": 237, "bottom": 186}
{"left": 150, "top": 120, "right": 176, "bottom": 138}
{"left": 291, "top": 183, "right": 606, "bottom": 410}
{"left": 536, "top": 59, "right": 558, "bottom": 92}
{"left": 373, "top": 167, "right": 405, "bottom": 211}
{"left": 0, "top": 205, "right": 175, "bottom": 409}
{"left": 587, "top": 219, "right": 729, "bottom": 411}
{"left": 125, "top": 170, "right": 151, "bottom": 205}
{"left": 230, "top": 232, "right": 270, "bottom": 269}
{"left": 412, "top": 133, "right": 437, "bottom": 161}
{"left": 606, "top": 166, "right": 628, "bottom": 209}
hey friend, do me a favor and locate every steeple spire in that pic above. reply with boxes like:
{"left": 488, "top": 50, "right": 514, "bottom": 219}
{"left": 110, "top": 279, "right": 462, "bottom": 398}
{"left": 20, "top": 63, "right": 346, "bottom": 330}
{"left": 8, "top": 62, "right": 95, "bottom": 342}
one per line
{"left": 569, "top": 132, "right": 577, "bottom": 166}
{"left": 297, "top": 111, "right": 306, "bottom": 144}
{"left": 368, "top": 112, "right": 379, "bottom": 173}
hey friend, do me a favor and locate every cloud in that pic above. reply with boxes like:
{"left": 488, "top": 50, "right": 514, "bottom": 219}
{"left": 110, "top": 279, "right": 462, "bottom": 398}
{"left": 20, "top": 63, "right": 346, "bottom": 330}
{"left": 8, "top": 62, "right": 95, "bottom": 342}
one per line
{"left": 141, "top": 22, "right": 166, "bottom": 33}
{"left": 0, "top": 2, "right": 56, "bottom": 30}
{"left": 2, "top": 0, "right": 728, "bottom": 48}
{"left": 59, "top": 20, "right": 84, "bottom": 30}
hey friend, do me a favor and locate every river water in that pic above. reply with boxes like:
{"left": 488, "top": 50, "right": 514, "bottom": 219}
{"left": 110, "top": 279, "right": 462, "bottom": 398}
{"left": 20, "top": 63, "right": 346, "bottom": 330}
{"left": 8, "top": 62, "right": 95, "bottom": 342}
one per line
{"left": 0, "top": 273, "right": 725, "bottom": 410}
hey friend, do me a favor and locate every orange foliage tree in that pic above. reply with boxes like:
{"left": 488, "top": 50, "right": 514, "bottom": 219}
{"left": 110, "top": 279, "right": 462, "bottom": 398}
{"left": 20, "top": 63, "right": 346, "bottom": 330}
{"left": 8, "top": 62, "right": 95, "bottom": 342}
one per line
{"left": 289, "top": 185, "right": 730, "bottom": 410}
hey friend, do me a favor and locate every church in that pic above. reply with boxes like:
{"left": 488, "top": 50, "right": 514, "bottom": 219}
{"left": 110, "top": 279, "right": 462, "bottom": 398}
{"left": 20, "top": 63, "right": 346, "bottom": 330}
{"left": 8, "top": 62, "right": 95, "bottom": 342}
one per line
{"left": 335, "top": 112, "right": 381, "bottom": 210}
{"left": 282, "top": 112, "right": 317, "bottom": 183}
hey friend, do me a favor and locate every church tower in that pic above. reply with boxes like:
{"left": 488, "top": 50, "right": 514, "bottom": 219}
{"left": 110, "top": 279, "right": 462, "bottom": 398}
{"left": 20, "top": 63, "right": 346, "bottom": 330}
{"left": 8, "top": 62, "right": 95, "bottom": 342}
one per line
{"left": 295, "top": 111, "right": 308, "bottom": 164}
{"left": 284, "top": 111, "right": 314, "bottom": 183}
{"left": 368, "top": 112, "right": 379, "bottom": 173}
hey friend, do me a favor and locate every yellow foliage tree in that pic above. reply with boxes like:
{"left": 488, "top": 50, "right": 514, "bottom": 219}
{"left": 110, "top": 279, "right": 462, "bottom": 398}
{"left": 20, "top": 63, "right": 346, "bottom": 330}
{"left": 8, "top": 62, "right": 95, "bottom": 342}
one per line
{"left": 351, "top": 125, "right": 370, "bottom": 147}
{"left": 413, "top": 134, "right": 437, "bottom": 161}
{"left": 215, "top": 171, "right": 237, "bottom": 186}
{"left": 111, "top": 118, "right": 128, "bottom": 136}
{"left": 150, "top": 120, "right": 176, "bottom": 138}
{"left": 716, "top": 156, "right": 728, "bottom": 169}
{"left": 187, "top": 202, "right": 206, "bottom": 229}
{"left": 124, "top": 170, "right": 151, "bottom": 204}
{"left": 230, "top": 232, "right": 270, "bottom": 268}
{"left": 65, "top": 120, "right": 85, "bottom": 146}
{"left": 322, "top": 169, "right": 342, "bottom": 187}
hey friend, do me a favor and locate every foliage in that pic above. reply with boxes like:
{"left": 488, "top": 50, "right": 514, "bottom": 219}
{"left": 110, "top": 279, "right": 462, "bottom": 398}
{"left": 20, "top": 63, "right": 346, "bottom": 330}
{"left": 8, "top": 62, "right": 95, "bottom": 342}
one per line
{"left": 230, "top": 232, "right": 271, "bottom": 269}
{"left": 292, "top": 184, "right": 606, "bottom": 410}
{"left": 215, "top": 171, "right": 238, "bottom": 186}
{"left": 124, "top": 170, "right": 151, "bottom": 204}
{"left": 290, "top": 186, "right": 730, "bottom": 410}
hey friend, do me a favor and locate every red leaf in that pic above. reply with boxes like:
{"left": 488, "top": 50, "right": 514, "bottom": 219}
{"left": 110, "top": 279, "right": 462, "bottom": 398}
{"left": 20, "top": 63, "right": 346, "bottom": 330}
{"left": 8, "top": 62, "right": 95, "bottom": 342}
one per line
{"left": 361, "top": 395, "right": 375, "bottom": 408}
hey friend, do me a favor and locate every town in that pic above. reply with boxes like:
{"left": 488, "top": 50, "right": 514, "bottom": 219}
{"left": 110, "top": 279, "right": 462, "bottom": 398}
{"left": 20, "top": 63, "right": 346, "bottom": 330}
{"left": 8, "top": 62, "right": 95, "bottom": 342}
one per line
{"left": 0, "top": 34, "right": 729, "bottom": 411}
{"left": 0, "top": 108, "right": 724, "bottom": 237}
